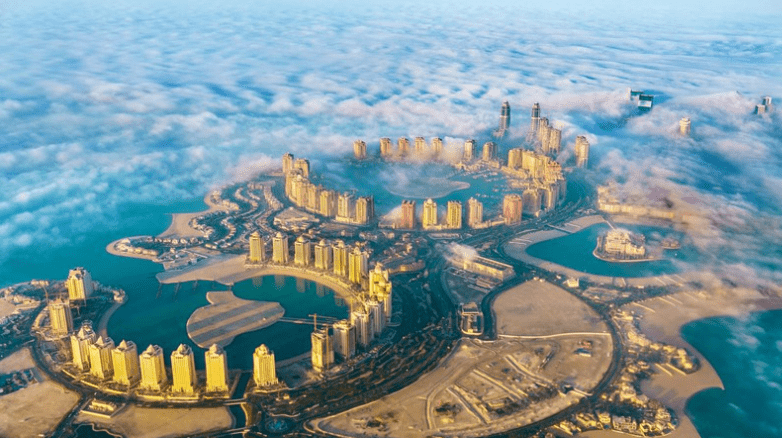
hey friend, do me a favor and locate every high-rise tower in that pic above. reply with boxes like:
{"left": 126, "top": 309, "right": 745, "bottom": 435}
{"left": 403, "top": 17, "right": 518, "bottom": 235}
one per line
{"left": 463, "top": 139, "right": 477, "bottom": 161}
{"left": 139, "top": 344, "right": 167, "bottom": 391}
{"left": 379, "top": 137, "right": 393, "bottom": 158}
{"left": 272, "top": 233, "right": 289, "bottom": 264}
{"left": 70, "top": 321, "right": 96, "bottom": 371}
{"left": 400, "top": 200, "right": 416, "bottom": 229}
{"left": 499, "top": 101, "right": 511, "bottom": 134}
{"left": 353, "top": 140, "right": 367, "bottom": 159}
{"left": 575, "top": 136, "right": 590, "bottom": 168}
{"left": 311, "top": 327, "right": 334, "bottom": 372}
{"left": 332, "top": 240, "right": 349, "bottom": 277}
{"left": 205, "top": 344, "right": 229, "bottom": 393}
{"left": 530, "top": 102, "right": 541, "bottom": 133}
{"left": 49, "top": 299, "right": 73, "bottom": 336}
{"left": 679, "top": 117, "right": 691, "bottom": 136}
{"left": 66, "top": 267, "right": 93, "bottom": 301}
{"left": 112, "top": 340, "right": 140, "bottom": 386}
{"left": 332, "top": 320, "right": 356, "bottom": 360}
{"left": 503, "top": 194, "right": 523, "bottom": 225}
{"left": 89, "top": 336, "right": 115, "bottom": 380}
{"left": 253, "top": 344, "right": 278, "bottom": 387}
{"left": 314, "top": 240, "right": 332, "bottom": 271}
{"left": 446, "top": 200, "right": 463, "bottom": 229}
{"left": 171, "top": 344, "right": 197, "bottom": 395}
{"left": 294, "top": 236, "right": 312, "bottom": 267}
{"left": 248, "top": 231, "right": 265, "bottom": 263}
{"left": 467, "top": 197, "right": 483, "bottom": 228}
{"left": 422, "top": 198, "right": 438, "bottom": 229}
{"left": 431, "top": 137, "right": 443, "bottom": 156}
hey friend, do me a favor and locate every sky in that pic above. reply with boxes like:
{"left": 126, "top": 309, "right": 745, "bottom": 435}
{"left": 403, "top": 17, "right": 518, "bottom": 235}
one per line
{"left": 0, "top": 0, "right": 781, "bottom": 289}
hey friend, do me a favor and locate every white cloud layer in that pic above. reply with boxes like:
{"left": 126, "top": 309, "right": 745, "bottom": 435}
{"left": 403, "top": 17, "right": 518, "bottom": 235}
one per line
{"left": 0, "top": 0, "right": 781, "bottom": 289}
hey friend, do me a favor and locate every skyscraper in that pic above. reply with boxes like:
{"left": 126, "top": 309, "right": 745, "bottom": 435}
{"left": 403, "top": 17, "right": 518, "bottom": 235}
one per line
{"left": 482, "top": 142, "right": 497, "bottom": 161}
{"left": 499, "top": 101, "right": 511, "bottom": 135}
{"left": 282, "top": 153, "right": 295, "bottom": 174}
{"left": 311, "top": 327, "right": 334, "bottom": 372}
{"left": 66, "top": 267, "right": 93, "bottom": 301}
{"left": 320, "top": 190, "right": 337, "bottom": 217}
{"left": 332, "top": 240, "right": 349, "bottom": 277}
{"left": 467, "top": 197, "right": 483, "bottom": 228}
{"left": 351, "top": 309, "right": 373, "bottom": 347}
{"left": 530, "top": 102, "right": 541, "bottom": 133}
{"left": 575, "top": 135, "right": 590, "bottom": 168}
{"left": 414, "top": 137, "right": 427, "bottom": 154}
{"left": 248, "top": 231, "right": 265, "bottom": 263}
{"left": 293, "top": 158, "right": 310, "bottom": 178}
{"left": 337, "top": 192, "right": 354, "bottom": 221}
{"left": 369, "top": 264, "right": 393, "bottom": 320}
{"left": 332, "top": 320, "right": 356, "bottom": 360}
{"left": 463, "top": 139, "right": 477, "bottom": 161}
{"left": 112, "top": 340, "right": 140, "bottom": 386}
{"left": 314, "top": 239, "right": 332, "bottom": 271}
{"left": 253, "top": 344, "right": 278, "bottom": 387}
{"left": 353, "top": 140, "right": 367, "bottom": 159}
{"left": 70, "top": 321, "right": 96, "bottom": 371}
{"left": 89, "top": 336, "right": 115, "bottom": 380}
{"left": 205, "top": 344, "right": 229, "bottom": 393}
{"left": 272, "top": 232, "right": 289, "bottom": 264}
{"left": 366, "top": 299, "right": 385, "bottom": 336}
{"left": 522, "top": 189, "right": 541, "bottom": 216}
{"left": 422, "top": 198, "right": 438, "bottom": 229}
{"left": 379, "top": 137, "right": 393, "bottom": 158}
{"left": 679, "top": 117, "right": 691, "bottom": 136}
{"left": 397, "top": 137, "right": 410, "bottom": 156}
{"left": 348, "top": 246, "right": 368, "bottom": 284}
{"left": 503, "top": 194, "right": 523, "bottom": 225}
{"left": 400, "top": 200, "right": 416, "bottom": 229}
{"left": 431, "top": 137, "right": 443, "bottom": 156}
{"left": 355, "top": 196, "right": 374, "bottom": 224}
{"left": 294, "top": 236, "right": 312, "bottom": 267}
{"left": 139, "top": 344, "right": 167, "bottom": 391}
{"left": 49, "top": 299, "right": 73, "bottom": 336}
{"left": 171, "top": 344, "right": 197, "bottom": 395}
{"left": 446, "top": 200, "right": 462, "bottom": 229}
{"left": 507, "top": 148, "right": 523, "bottom": 169}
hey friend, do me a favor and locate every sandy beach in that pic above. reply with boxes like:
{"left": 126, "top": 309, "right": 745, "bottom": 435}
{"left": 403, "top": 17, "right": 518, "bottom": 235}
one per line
{"left": 74, "top": 405, "right": 233, "bottom": 438}
{"left": 156, "top": 254, "right": 357, "bottom": 301}
{"left": 158, "top": 193, "right": 231, "bottom": 239}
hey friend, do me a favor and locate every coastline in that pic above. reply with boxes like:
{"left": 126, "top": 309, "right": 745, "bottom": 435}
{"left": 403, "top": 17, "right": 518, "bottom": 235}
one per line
{"left": 156, "top": 255, "right": 358, "bottom": 301}
{"left": 584, "top": 288, "right": 782, "bottom": 438}
{"left": 157, "top": 192, "right": 230, "bottom": 239}
{"left": 105, "top": 237, "right": 159, "bottom": 261}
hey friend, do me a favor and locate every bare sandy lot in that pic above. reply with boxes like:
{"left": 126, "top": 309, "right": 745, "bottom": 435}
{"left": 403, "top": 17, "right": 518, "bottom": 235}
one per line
{"left": 0, "top": 348, "right": 80, "bottom": 438}
{"left": 75, "top": 405, "right": 233, "bottom": 438}
{"left": 493, "top": 280, "right": 608, "bottom": 337}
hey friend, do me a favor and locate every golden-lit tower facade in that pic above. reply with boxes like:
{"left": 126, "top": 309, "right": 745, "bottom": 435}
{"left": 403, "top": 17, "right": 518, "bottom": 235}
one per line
{"left": 522, "top": 189, "right": 541, "bottom": 216}
{"left": 332, "top": 319, "right": 356, "bottom": 360}
{"left": 400, "top": 200, "right": 416, "bottom": 229}
{"left": 171, "top": 344, "right": 197, "bottom": 395}
{"left": 348, "top": 246, "right": 368, "bottom": 284}
{"left": 446, "top": 201, "right": 462, "bottom": 229}
{"left": 49, "top": 299, "right": 73, "bottom": 336}
{"left": 503, "top": 194, "right": 523, "bottom": 225}
{"left": 397, "top": 137, "right": 410, "bottom": 156}
{"left": 253, "top": 344, "right": 278, "bottom": 387}
{"left": 248, "top": 231, "right": 265, "bottom": 263}
{"left": 337, "top": 192, "right": 354, "bottom": 221}
{"left": 507, "top": 148, "right": 523, "bottom": 169}
{"left": 112, "top": 340, "right": 140, "bottom": 386}
{"left": 89, "top": 336, "right": 115, "bottom": 380}
{"left": 332, "top": 240, "right": 349, "bottom": 277}
{"left": 463, "top": 139, "right": 477, "bottom": 161}
{"left": 467, "top": 197, "right": 483, "bottom": 228}
{"left": 272, "top": 232, "right": 289, "bottom": 264}
{"left": 414, "top": 137, "right": 427, "bottom": 154}
{"left": 355, "top": 196, "right": 374, "bottom": 225}
{"left": 353, "top": 139, "right": 367, "bottom": 159}
{"left": 499, "top": 100, "right": 511, "bottom": 133}
{"left": 366, "top": 299, "right": 385, "bottom": 336}
{"left": 205, "top": 344, "right": 229, "bottom": 393}
{"left": 679, "top": 117, "right": 691, "bottom": 136}
{"left": 293, "top": 158, "right": 310, "bottom": 178}
{"left": 70, "top": 321, "right": 96, "bottom": 371}
{"left": 294, "top": 236, "right": 312, "bottom": 267}
{"left": 422, "top": 198, "right": 438, "bottom": 229}
{"left": 314, "top": 239, "right": 332, "bottom": 271}
{"left": 351, "top": 309, "right": 373, "bottom": 347}
{"left": 482, "top": 141, "right": 497, "bottom": 161}
{"left": 369, "top": 263, "right": 393, "bottom": 320}
{"left": 311, "top": 327, "right": 334, "bottom": 372}
{"left": 282, "top": 152, "right": 295, "bottom": 174}
{"left": 306, "top": 184, "right": 320, "bottom": 211}
{"left": 575, "top": 135, "right": 590, "bottom": 168}
{"left": 320, "top": 190, "right": 337, "bottom": 217}
{"left": 431, "top": 137, "right": 443, "bottom": 156}
{"left": 139, "top": 344, "right": 167, "bottom": 391}
{"left": 379, "top": 137, "right": 393, "bottom": 158}
{"left": 66, "top": 267, "right": 93, "bottom": 301}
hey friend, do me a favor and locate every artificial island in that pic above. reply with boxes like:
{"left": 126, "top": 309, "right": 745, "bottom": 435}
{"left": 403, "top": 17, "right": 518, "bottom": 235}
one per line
{"left": 1, "top": 92, "right": 780, "bottom": 438}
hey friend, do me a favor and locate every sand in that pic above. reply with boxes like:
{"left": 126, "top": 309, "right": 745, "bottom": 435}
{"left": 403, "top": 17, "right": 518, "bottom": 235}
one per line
{"left": 187, "top": 291, "right": 284, "bottom": 348}
{"left": 158, "top": 193, "right": 231, "bottom": 239}
{"left": 156, "top": 255, "right": 356, "bottom": 300}
{"left": 493, "top": 280, "right": 609, "bottom": 337}
{"left": 0, "top": 348, "right": 81, "bottom": 438}
{"left": 75, "top": 405, "right": 233, "bottom": 438}
{"left": 0, "top": 299, "right": 18, "bottom": 320}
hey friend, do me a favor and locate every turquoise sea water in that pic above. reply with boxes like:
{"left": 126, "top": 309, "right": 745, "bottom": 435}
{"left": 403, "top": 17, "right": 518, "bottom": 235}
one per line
{"left": 525, "top": 223, "right": 693, "bottom": 278}
{"left": 682, "top": 310, "right": 782, "bottom": 438}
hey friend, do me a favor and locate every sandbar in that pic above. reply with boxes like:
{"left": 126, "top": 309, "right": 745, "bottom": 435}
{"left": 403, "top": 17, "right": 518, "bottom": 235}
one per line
{"left": 75, "top": 405, "right": 233, "bottom": 438}
{"left": 187, "top": 290, "right": 284, "bottom": 348}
